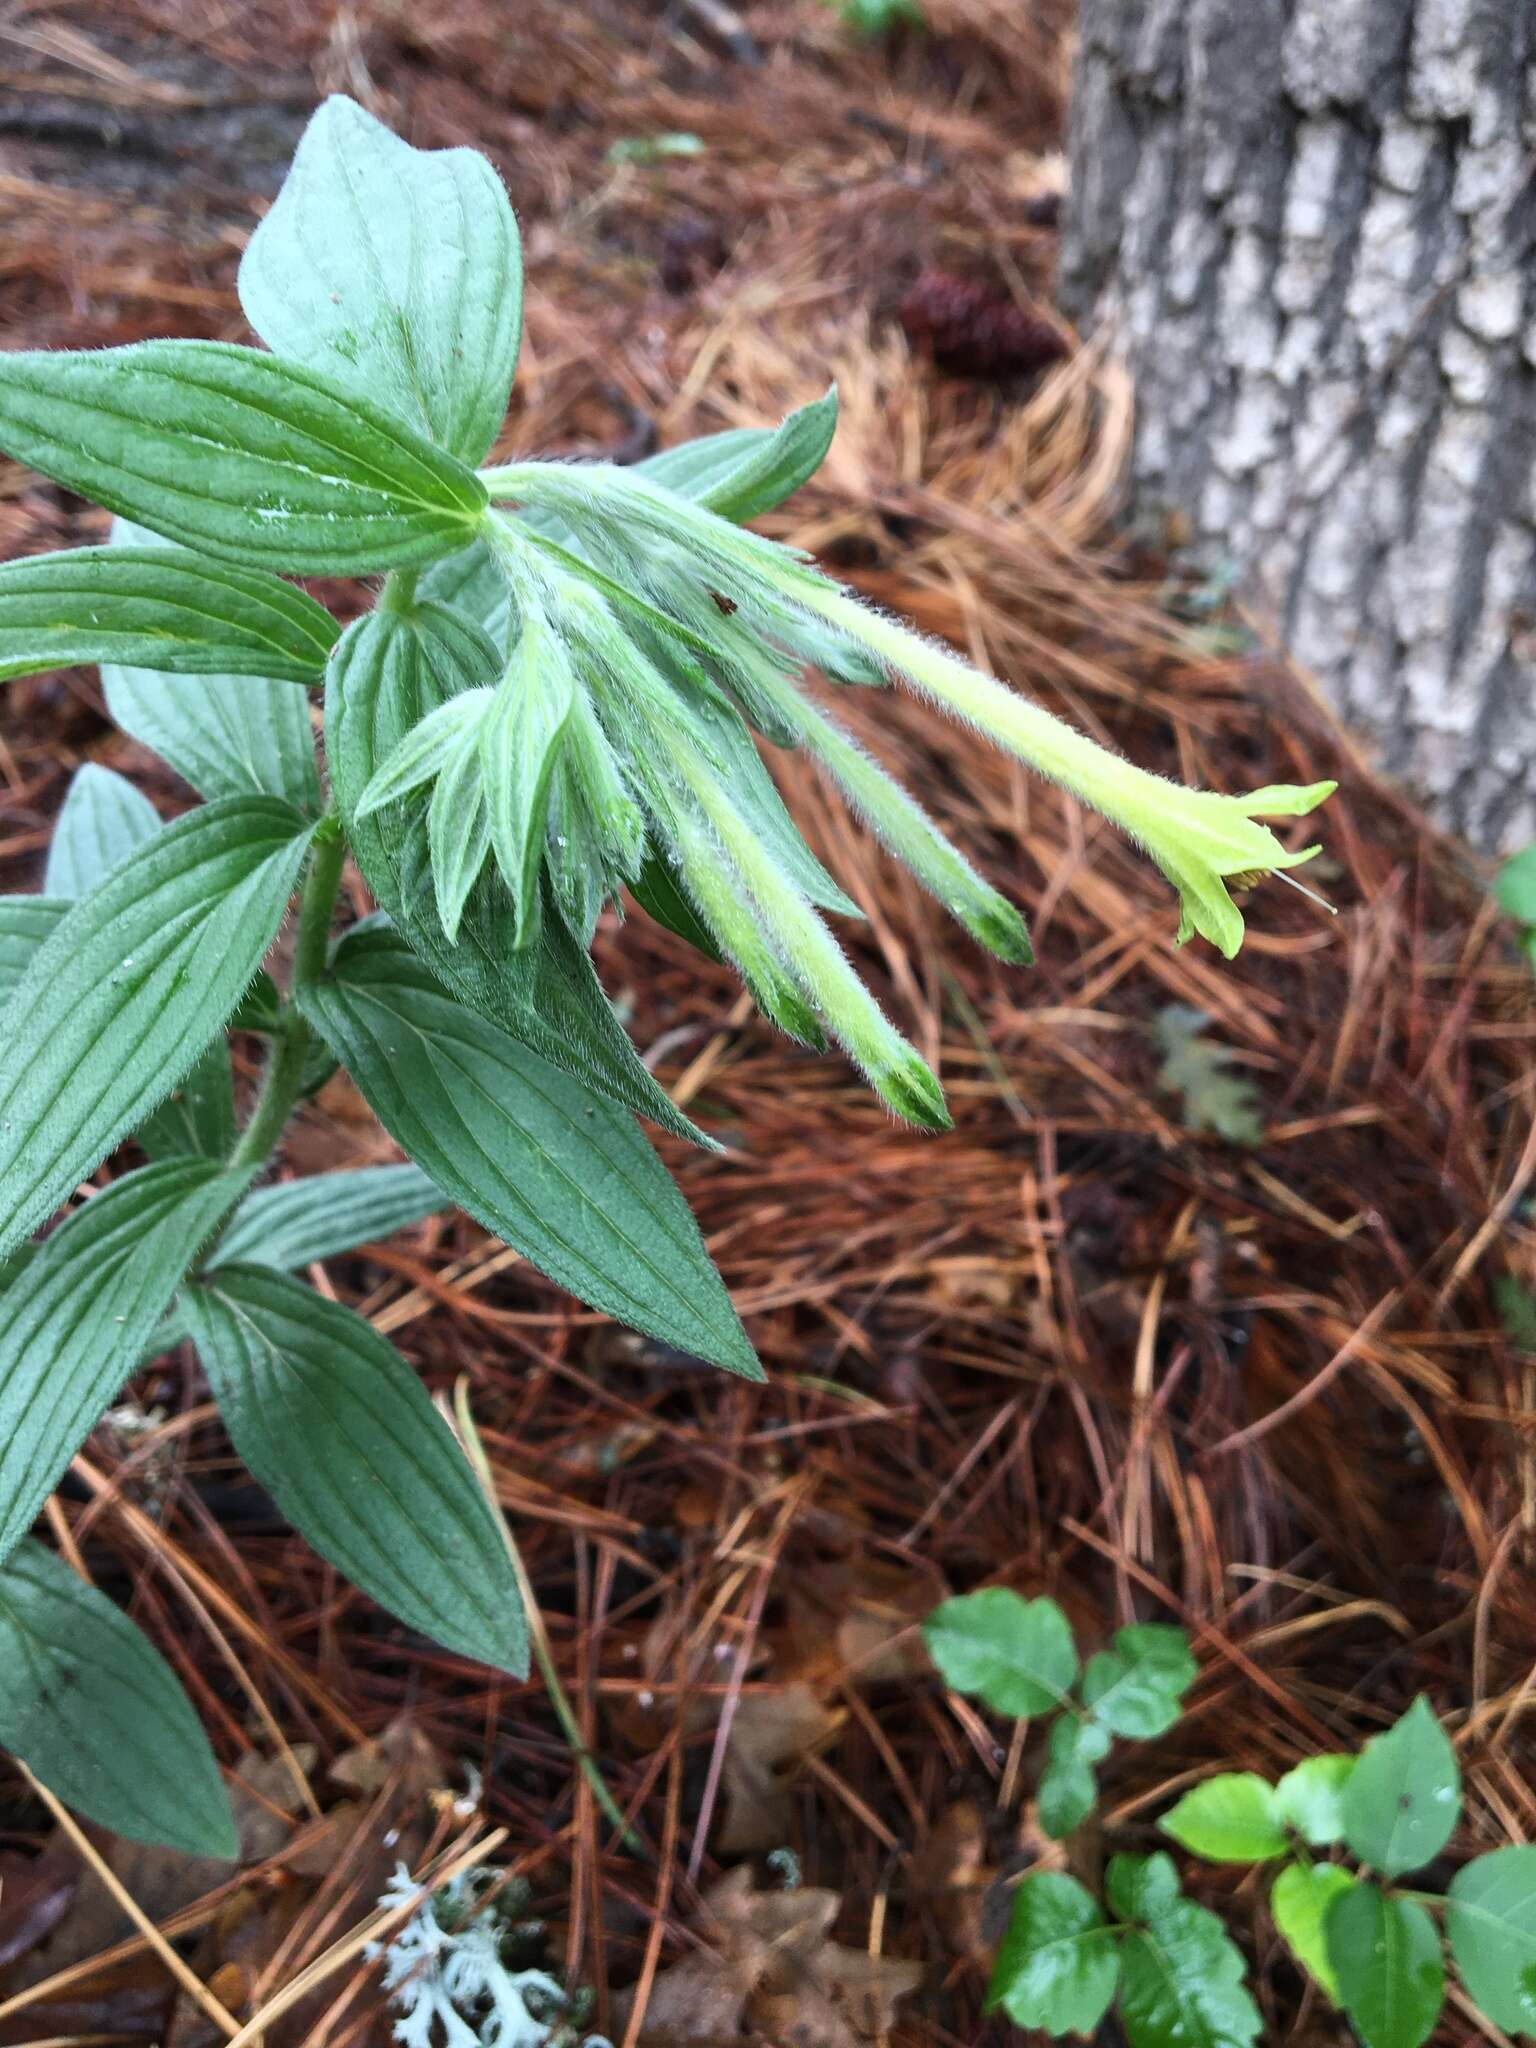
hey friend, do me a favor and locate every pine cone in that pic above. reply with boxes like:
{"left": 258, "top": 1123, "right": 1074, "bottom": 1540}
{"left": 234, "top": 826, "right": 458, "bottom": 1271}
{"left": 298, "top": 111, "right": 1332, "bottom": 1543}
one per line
{"left": 898, "top": 269, "right": 1069, "bottom": 380}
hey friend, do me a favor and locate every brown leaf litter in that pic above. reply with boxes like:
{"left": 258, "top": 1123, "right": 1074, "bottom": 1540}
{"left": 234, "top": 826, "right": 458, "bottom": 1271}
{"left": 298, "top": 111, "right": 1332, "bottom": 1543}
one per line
{"left": 2, "top": 1, "right": 1535, "bottom": 2044}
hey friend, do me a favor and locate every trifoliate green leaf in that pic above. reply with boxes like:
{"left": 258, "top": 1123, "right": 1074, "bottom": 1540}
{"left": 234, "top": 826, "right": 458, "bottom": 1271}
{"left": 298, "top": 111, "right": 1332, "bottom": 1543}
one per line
{"left": 1160, "top": 1774, "right": 1289, "bottom": 1863}
{"left": 1445, "top": 1845, "right": 1536, "bottom": 2032}
{"left": 1271, "top": 1862, "right": 1354, "bottom": 2004}
{"left": 1037, "top": 1713, "right": 1111, "bottom": 1839}
{"left": 1341, "top": 1697, "right": 1461, "bottom": 1878}
{"left": 1108, "top": 1852, "right": 1262, "bottom": 2048}
{"left": 986, "top": 1871, "right": 1119, "bottom": 2034}
{"left": 1080, "top": 1622, "right": 1197, "bottom": 1737}
{"left": 1328, "top": 1885, "right": 1444, "bottom": 2048}
{"left": 922, "top": 1588, "right": 1078, "bottom": 1717}
{"left": 1273, "top": 1754, "right": 1354, "bottom": 1846}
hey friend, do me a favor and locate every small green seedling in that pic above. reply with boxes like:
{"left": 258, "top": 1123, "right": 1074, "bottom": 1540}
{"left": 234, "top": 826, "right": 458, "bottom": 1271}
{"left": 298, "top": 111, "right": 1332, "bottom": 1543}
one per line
{"left": 1153, "top": 1003, "right": 1263, "bottom": 1144}
{"left": 836, "top": 0, "right": 926, "bottom": 34}
{"left": 1164, "top": 1698, "right": 1536, "bottom": 2048}
{"left": 924, "top": 1587, "right": 1197, "bottom": 1838}
{"left": 929, "top": 1602, "right": 1536, "bottom": 2048}
{"left": 923, "top": 1590, "right": 1257, "bottom": 2047}
{"left": 1496, "top": 845, "right": 1536, "bottom": 971}
{"left": 0, "top": 95, "right": 1334, "bottom": 1855}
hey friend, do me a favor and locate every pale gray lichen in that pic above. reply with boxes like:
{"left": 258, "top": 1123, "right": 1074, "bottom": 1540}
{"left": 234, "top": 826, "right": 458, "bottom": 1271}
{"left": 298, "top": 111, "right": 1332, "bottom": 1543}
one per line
{"left": 371, "top": 1864, "right": 610, "bottom": 2048}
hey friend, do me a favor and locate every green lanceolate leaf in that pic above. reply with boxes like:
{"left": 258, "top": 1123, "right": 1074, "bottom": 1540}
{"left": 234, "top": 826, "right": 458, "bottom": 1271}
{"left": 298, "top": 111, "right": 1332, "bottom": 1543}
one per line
{"left": 986, "top": 1870, "right": 1119, "bottom": 2034}
{"left": 0, "top": 797, "right": 313, "bottom": 1261}
{"left": 1107, "top": 1852, "right": 1261, "bottom": 2048}
{"left": 104, "top": 666, "right": 322, "bottom": 814}
{"left": 355, "top": 688, "right": 490, "bottom": 815}
{"left": 0, "top": 1160, "right": 247, "bottom": 1565}
{"left": 0, "top": 1540, "right": 236, "bottom": 1857}
{"left": 1038, "top": 1713, "right": 1112, "bottom": 1839}
{"left": 0, "top": 341, "right": 486, "bottom": 574}
{"left": 633, "top": 390, "right": 837, "bottom": 524}
{"left": 427, "top": 718, "right": 494, "bottom": 942}
{"left": 1271, "top": 1862, "right": 1354, "bottom": 2004}
{"left": 39, "top": 767, "right": 236, "bottom": 1161}
{"left": 97, "top": 516, "right": 324, "bottom": 814}
{"left": 922, "top": 1588, "right": 1078, "bottom": 1717}
{"left": 325, "top": 602, "right": 711, "bottom": 1144}
{"left": 1081, "top": 1622, "right": 1197, "bottom": 1738}
{"left": 297, "top": 923, "right": 760, "bottom": 1379}
{"left": 480, "top": 613, "right": 575, "bottom": 944}
{"left": 183, "top": 1265, "right": 526, "bottom": 1673}
{"left": 639, "top": 655, "right": 863, "bottom": 918}
{"left": 240, "top": 95, "right": 522, "bottom": 467}
{"left": 696, "top": 388, "right": 839, "bottom": 523}
{"left": 137, "top": 1044, "right": 238, "bottom": 1163}
{"left": 1328, "top": 1885, "right": 1444, "bottom": 2048}
{"left": 1274, "top": 1754, "right": 1354, "bottom": 1846}
{"left": 418, "top": 539, "right": 514, "bottom": 653}
{"left": 1160, "top": 1774, "right": 1289, "bottom": 1863}
{"left": 1495, "top": 847, "right": 1536, "bottom": 926}
{"left": 1445, "top": 1844, "right": 1536, "bottom": 2031}
{"left": 210, "top": 1164, "right": 445, "bottom": 1271}
{"left": 0, "top": 544, "right": 339, "bottom": 684}
{"left": 1342, "top": 1697, "right": 1461, "bottom": 1878}
{"left": 629, "top": 844, "right": 725, "bottom": 964}
{"left": 44, "top": 763, "right": 159, "bottom": 897}
{"left": 0, "top": 897, "right": 66, "bottom": 999}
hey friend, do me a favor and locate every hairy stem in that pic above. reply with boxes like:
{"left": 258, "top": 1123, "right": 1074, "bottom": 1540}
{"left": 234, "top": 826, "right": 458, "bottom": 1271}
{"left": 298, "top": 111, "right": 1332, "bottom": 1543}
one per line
{"left": 228, "top": 821, "right": 345, "bottom": 1174}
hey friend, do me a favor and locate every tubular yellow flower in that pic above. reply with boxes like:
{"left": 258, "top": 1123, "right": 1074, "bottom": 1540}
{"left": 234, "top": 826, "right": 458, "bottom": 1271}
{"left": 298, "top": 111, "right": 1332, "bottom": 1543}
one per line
{"left": 789, "top": 583, "right": 1337, "bottom": 960}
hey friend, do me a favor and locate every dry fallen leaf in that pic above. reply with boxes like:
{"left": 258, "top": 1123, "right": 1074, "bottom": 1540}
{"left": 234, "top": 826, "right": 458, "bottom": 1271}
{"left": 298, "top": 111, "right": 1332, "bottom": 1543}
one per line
{"left": 229, "top": 1743, "right": 317, "bottom": 1863}
{"left": 614, "top": 1867, "right": 923, "bottom": 2048}
{"left": 718, "top": 1682, "right": 845, "bottom": 1853}
{"left": 908, "top": 1799, "right": 995, "bottom": 1966}
{"left": 330, "top": 1712, "right": 447, "bottom": 1806}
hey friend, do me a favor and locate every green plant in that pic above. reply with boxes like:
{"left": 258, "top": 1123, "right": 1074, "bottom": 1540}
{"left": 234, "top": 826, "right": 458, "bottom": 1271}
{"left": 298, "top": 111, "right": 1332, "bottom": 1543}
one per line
{"left": 835, "top": 0, "right": 926, "bottom": 34}
{"left": 927, "top": 1590, "right": 1535, "bottom": 2048}
{"left": 1163, "top": 1698, "right": 1536, "bottom": 2048}
{"left": 924, "top": 1588, "right": 1198, "bottom": 1839}
{"left": 1153, "top": 1003, "right": 1263, "bottom": 1144}
{"left": 923, "top": 1591, "right": 1252, "bottom": 2046}
{"left": 0, "top": 94, "right": 1334, "bottom": 1856}
{"left": 1496, "top": 845, "right": 1536, "bottom": 969}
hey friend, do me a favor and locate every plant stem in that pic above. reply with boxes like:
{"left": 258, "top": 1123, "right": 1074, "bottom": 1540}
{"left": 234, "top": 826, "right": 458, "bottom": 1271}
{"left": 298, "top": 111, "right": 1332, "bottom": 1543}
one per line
{"left": 228, "top": 821, "right": 345, "bottom": 1174}
{"left": 450, "top": 1379, "right": 644, "bottom": 1857}
{"left": 380, "top": 565, "right": 419, "bottom": 616}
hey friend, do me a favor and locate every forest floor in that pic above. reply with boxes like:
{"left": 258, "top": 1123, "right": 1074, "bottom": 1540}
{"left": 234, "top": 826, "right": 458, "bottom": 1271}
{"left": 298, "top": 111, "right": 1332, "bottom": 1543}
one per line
{"left": 1, "top": 1, "right": 1534, "bottom": 2043}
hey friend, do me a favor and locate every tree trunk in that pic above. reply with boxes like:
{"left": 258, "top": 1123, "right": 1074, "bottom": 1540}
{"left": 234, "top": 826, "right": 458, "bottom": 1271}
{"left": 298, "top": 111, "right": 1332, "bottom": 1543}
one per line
{"left": 1060, "top": 0, "right": 1536, "bottom": 850}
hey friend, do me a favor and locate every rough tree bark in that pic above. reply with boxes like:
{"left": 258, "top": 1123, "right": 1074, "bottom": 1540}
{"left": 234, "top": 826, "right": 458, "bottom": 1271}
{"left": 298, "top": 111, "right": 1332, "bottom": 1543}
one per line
{"left": 1060, "top": 0, "right": 1536, "bottom": 850}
